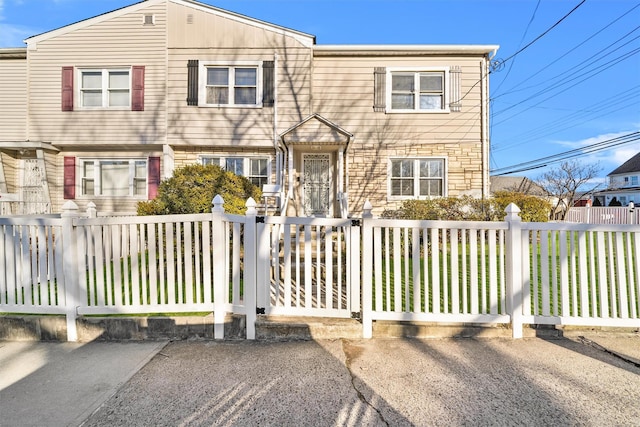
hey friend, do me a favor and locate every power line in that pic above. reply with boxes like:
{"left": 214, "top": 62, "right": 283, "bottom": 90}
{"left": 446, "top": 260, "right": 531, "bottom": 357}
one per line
{"left": 491, "top": 132, "right": 640, "bottom": 175}
{"left": 457, "top": 0, "right": 587, "bottom": 105}
{"left": 492, "top": 2, "right": 640, "bottom": 99}
{"left": 492, "top": 85, "right": 640, "bottom": 151}
{"left": 496, "top": 0, "right": 587, "bottom": 67}
{"left": 492, "top": 0, "right": 542, "bottom": 95}
{"left": 492, "top": 46, "right": 640, "bottom": 126}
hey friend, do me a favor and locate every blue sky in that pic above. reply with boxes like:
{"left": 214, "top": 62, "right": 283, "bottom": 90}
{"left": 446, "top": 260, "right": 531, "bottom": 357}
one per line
{"left": 1, "top": 0, "right": 639, "bottom": 184}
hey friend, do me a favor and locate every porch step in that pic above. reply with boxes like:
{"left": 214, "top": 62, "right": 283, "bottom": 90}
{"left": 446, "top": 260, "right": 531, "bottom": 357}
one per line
{"left": 255, "top": 315, "right": 362, "bottom": 340}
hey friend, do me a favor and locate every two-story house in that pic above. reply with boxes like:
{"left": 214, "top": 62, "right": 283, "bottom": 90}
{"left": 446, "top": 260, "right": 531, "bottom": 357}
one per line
{"left": 0, "top": 0, "right": 497, "bottom": 217}
{"left": 593, "top": 152, "right": 640, "bottom": 206}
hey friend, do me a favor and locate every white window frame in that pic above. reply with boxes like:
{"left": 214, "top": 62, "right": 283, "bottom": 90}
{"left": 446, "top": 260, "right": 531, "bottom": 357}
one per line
{"left": 77, "top": 68, "right": 131, "bottom": 109}
{"left": 199, "top": 155, "right": 271, "bottom": 187}
{"left": 198, "top": 61, "right": 263, "bottom": 108}
{"left": 79, "top": 158, "right": 147, "bottom": 198}
{"left": 386, "top": 67, "right": 450, "bottom": 113}
{"left": 387, "top": 157, "right": 447, "bottom": 200}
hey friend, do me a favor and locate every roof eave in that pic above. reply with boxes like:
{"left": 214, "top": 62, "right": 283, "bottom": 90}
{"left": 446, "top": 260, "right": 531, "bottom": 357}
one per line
{"left": 313, "top": 44, "right": 499, "bottom": 57}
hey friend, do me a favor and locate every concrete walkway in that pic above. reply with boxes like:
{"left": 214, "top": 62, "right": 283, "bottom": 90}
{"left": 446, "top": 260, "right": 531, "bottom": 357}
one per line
{"left": 0, "top": 341, "right": 166, "bottom": 427}
{"left": 1, "top": 334, "right": 639, "bottom": 426}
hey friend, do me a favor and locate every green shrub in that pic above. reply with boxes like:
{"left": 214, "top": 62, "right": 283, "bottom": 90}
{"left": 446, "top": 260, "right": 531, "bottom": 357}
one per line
{"left": 137, "top": 164, "right": 261, "bottom": 215}
{"left": 491, "top": 191, "right": 551, "bottom": 222}
{"left": 382, "top": 192, "right": 550, "bottom": 222}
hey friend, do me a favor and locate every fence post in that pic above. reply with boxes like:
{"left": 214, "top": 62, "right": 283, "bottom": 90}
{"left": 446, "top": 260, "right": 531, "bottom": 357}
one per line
{"left": 629, "top": 202, "right": 635, "bottom": 225}
{"left": 361, "top": 200, "right": 374, "bottom": 339}
{"left": 243, "top": 197, "right": 258, "bottom": 339}
{"left": 86, "top": 201, "right": 97, "bottom": 218}
{"left": 211, "top": 195, "right": 226, "bottom": 339}
{"left": 61, "top": 201, "right": 80, "bottom": 342}
{"left": 505, "top": 203, "right": 524, "bottom": 339}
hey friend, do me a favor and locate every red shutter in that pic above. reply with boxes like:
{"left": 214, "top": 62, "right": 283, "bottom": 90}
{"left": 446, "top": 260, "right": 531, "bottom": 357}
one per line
{"left": 63, "top": 157, "right": 76, "bottom": 199}
{"left": 131, "top": 65, "right": 145, "bottom": 111}
{"left": 148, "top": 156, "right": 161, "bottom": 199}
{"left": 61, "top": 67, "right": 74, "bottom": 111}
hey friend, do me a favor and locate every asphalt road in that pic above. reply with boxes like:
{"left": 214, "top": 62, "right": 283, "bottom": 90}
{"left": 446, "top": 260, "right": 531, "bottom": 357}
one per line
{"left": 1, "top": 334, "right": 639, "bottom": 426}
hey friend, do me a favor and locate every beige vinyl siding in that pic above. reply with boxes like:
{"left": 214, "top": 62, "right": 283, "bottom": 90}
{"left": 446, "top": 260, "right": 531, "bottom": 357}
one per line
{"left": 168, "top": 49, "right": 312, "bottom": 148}
{"left": 167, "top": 1, "right": 313, "bottom": 149}
{"left": 0, "top": 57, "right": 27, "bottom": 141}
{"left": 312, "top": 55, "right": 489, "bottom": 212}
{"left": 27, "top": 2, "right": 167, "bottom": 147}
{"left": 167, "top": 2, "right": 312, "bottom": 49}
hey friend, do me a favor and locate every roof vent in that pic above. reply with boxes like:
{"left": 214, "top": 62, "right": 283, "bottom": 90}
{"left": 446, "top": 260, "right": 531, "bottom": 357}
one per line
{"left": 143, "top": 14, "right": 154, "bottom": 25}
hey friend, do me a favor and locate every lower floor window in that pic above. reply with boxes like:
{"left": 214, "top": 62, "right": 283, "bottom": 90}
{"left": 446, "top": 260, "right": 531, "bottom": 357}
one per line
{"left": 201, "top": 156, "right": 269, "bottom": 188}
{"left": 81, "top": 159, "right": 147, "bottom": 197}
{"left": 389, "top": 158, "right": 445, "bottom": 198}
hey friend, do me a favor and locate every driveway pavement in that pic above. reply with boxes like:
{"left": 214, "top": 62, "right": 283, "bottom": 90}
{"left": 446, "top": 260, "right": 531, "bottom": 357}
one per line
{"left": 1, "top": 334, "right": 639, "bottom": 426}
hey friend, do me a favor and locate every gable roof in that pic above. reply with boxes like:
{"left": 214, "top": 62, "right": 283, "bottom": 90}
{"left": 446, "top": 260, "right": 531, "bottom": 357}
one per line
{"left": 490, "top": 176, "right": 546, "bottom": 196}
{"left": 608, "top": 152, "right": 640, "bottom": 176}
{"left": 25, "top": 0, "right": 315, "bottom": 48}
{"left": 280, "top": 114, "right": 353, "bottom": 147}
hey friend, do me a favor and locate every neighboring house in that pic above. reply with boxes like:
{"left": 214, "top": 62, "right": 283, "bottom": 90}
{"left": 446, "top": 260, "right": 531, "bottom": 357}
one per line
{"left": 593, "top": 152, "right": 640, "bottom": 207}
{"left": 0, "top": 0, "right": 498, "bottom": 217}
{"left": 489, "top": 176, "right": 547, "bottom": 197}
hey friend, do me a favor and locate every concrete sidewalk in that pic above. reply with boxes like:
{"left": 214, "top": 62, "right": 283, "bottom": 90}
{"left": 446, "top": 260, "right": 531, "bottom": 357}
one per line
{"left": 1, "top": 334, "right": 639, "bottom": 426}
{"left": 0, "top": 341, "right": 166, "bottom": 427}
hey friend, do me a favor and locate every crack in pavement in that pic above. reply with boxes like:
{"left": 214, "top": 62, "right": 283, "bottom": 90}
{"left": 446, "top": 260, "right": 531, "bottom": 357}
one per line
{"left": 577, "top": 336, "right": 640, "bottom": 368}
{"left": 341, "top": 339, "right": 390, "bottom": 427}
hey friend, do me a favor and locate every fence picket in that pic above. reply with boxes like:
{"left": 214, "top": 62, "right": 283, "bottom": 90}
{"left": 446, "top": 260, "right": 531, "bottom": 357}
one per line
{"left": 450, "top": 229, "right": 459, "bottom": 315}
{"left": 2, "top": 200, "right": 639, "bottom": 341}
{"left": 469, "top": 230, "right": 478, "bottom": 315}
{"left": 616, "top": 232, "right": 629, "bottom": 318}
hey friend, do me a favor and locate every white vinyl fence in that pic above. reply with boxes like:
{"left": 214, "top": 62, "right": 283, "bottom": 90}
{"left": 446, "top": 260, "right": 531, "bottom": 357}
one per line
{"left": 1, "top": 197, "right": 639, "bottom": 341}
{"left": 565, "top": 205, "right": 638, "bottom": 224}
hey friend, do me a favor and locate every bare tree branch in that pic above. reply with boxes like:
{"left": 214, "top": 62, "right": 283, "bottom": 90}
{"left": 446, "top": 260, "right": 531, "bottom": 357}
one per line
{"left": 536, "top": 160, "right": 601, "bottom": 220}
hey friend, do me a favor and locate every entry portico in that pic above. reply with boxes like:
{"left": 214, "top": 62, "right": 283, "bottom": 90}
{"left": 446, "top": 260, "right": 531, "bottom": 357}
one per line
{"left": 280, "top": 114, "right": 353, "bottom": 218}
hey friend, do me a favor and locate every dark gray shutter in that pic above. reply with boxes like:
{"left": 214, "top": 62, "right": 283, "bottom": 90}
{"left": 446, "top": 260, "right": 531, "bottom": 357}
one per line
{"left": 262, "top": 60, "right": 275, "bottom": 107}
{"left": 373, "top": 67, "right": 386, "bottom": 112}
{"left": 187, "top": 60, "right": 199, "bottom": 106}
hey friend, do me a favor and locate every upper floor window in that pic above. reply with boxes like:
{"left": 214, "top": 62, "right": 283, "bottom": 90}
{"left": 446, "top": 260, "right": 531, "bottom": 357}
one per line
{"left": 201, "top": 156, "right": 270, "bottom": 187}
{"left": 389, "top": 157, "right": 445, "bottom": 199}
{"left": 199, "top": 62, "right": 262, "bottom": 107}
{"left": 80, "top": 158, "right": 147, "bottom": 197}
{"left": 62, "top": 66, "right": 144, "bottom": 112}
{"left": 387, "top": 68, "right": 449, "bottom": 113}
{"left": 80, "top": 69, "right": 130, "bottom": 108}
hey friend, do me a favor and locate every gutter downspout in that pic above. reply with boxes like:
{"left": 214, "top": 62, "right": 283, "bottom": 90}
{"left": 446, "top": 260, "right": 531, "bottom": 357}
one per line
{"left": 481, "top": 49, "right": 497, "bottom": 199}
{"left": 272, "top": 53, "right": 283, "bottom": 187}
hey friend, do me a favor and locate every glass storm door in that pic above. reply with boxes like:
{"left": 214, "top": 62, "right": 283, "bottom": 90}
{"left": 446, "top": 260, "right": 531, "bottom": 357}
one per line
{"left": 303, "top": 154, "right": 331, "bottom": 216}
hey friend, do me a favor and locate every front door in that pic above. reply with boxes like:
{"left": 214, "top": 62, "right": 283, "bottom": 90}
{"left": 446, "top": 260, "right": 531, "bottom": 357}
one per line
{"left": 302, "top": 153, "right": 331, "bottom": 217}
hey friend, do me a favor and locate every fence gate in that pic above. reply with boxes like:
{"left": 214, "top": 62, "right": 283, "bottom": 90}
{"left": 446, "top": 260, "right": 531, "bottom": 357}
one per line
{"left": 257, "top": 216, "right": 360, "bottom": 318}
